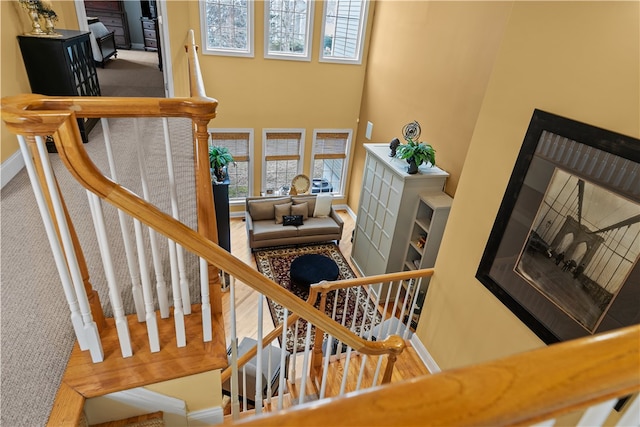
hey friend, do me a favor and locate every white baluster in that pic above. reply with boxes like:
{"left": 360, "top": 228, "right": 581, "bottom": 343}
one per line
{"left": 404, "top": 277, "right": 423, "bottom": 339}
{"left": 320, "top": 286, "right": 340, "bottom": 399}
{"left": 200, "top": 258, "right": 212, "bottom": 342}
{"left": 616, "top": 394, "right": 639, "bottom": 427}
{"left": 578, "top": 399, "right": 617, "bottom": 426}
{"left": 101, "top": 118, "right": 144, "bottom": 321}
{"left": 168, "top": 238, "right": 185, "bottom": 347}
{"left": 229, "top": 276, "right": 240, "bottom": 420}
{"left": 290, "top": 319, "right": 299, "bottom": 384}
{"left": 255, "top": 294, "right": 264, "bottom": 414}
{"left": 161, "top": 118, "right": 191, "bottom": 314}
{"left": 134, "top": 119, "right": 169, "bottom": 318}
{"left": 18, "top": 136, "right": 88, "bottom": 351}
{"left": 334, "top": 287, "right": 351, "bottom": 358}
{"left": 87, "top": 192, "right": 132, "bottom": 357}
{"left": 133, "top": 217, "right": 160, "bottom": 352}
{"left": 33, "top": 136, "right": 103, "bottom": 362}
{"left": 373, "top": 282, "right": 394, "bottom": 385}
{"left": 277, "top": 309, "right": 288, "bottom": 411}
{"left": 298, "top": 319, "right": 313, "bottom": 405}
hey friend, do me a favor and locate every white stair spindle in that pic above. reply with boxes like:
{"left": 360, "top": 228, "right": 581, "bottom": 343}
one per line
{"left": 616, "top": 394, "right": 639, "bottom": 427}
{"left": 265, "top": 347, "right": 273, "bottom": 405}
{"left": 299, "top": 320, "right": 313, "bottom": 405}
{"left": 334, "top": 287, "right": 351, "bottom": 358}
{"left": 373, "top": 282, "right": 394, "bottom": 385}
{"left": 290, "top": 319, "right": 299, "bottom": 384}
{"left": 133, "top": 217, "right": 160, "bottom": 352}
{"left": 578, "top": 399, "right": 617, "bottom": 426}
{"left": 200, "top": 257, "right": 212, "bottom": 342}
{"left": 168, "top": 238, "right": 186, "bottom": 347}
{"left": 33, "top": 136, "right": 103, "bottom": 363}
{"left": 161, "top": 118, "right": 192, "bottom": 314}
{"left": 133, "top": 118, "right": 169, "bottom": 318}
{"left": 18, "top": 136, "right": 88, "bottom": 351}
{"left": 87, "top": 192, "right": 132, "bottom": 357}
{"left": 255, "top": 294, "right": 264, "bottom": 414}
{"left": 242, "top": 367, "right": 247, "bottom": 412}
{"left": 100, "top": 118, "right": 145, "bottom": 321}
{"left": 229, "top": 276, "right": 240, "bottom": 420}
{"left": 277, "top": 309, "right": 288, "bottom": 411}
{"left": 404, "top": 278, "right": 423, "bottom": 339}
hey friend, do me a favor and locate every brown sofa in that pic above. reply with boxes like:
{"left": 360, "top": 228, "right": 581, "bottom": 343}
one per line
{"left": 245, "top": 194, "right": 344, "bottom": 250}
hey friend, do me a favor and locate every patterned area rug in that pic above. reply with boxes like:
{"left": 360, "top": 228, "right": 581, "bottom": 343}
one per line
{"left": 254, "top": 243, "right": 379, "bottom": 352}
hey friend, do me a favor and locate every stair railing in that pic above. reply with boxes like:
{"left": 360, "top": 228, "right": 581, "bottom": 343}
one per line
{"left": 220, "top": 269, "right": 431, "bottom": 420}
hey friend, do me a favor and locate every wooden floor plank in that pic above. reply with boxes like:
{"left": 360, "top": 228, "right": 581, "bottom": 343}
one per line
{"left": 63, "top": 306, "right": 227, "bottom": 398}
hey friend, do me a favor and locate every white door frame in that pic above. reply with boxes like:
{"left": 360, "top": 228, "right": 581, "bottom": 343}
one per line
{"left": 74, "top": 0, "right": 173, "bottom": 98}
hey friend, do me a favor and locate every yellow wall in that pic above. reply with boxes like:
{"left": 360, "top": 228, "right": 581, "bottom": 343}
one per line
{"left": 417, "top": 1, "right": 639, "bottom": 369}
{"left": 348, "top": 1, "right": 512, "bottom": 205}
{"left": 0, "top": 0, "right": 78, "bottom": 163}
{"left": 165, "top": 0, "right": 373, "bottom": 206}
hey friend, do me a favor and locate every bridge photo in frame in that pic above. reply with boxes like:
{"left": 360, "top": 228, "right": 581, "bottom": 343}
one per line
{"left": 476, "top": 109, "right": 640, "bottom": 344}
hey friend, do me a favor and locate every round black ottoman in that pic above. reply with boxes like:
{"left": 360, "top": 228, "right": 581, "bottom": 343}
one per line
{"left": 290, "top": 254, "right": 339, "bottom": 296}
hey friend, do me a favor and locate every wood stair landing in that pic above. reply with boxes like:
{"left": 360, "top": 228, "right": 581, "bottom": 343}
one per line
{"left": 62, "top": 305, "right": 228, "bottom": 398}
{"left": 222, "top": 341, "right": 429, "bottom": 423}
{"left": 90, "top": 411, "right": 164, "bottom": 427}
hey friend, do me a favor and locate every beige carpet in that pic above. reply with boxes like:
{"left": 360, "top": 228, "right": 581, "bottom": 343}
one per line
{"left": 97, "top": 49, "right": 165, "bottom": 97}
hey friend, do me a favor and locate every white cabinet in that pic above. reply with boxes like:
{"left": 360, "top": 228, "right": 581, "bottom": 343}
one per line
{"left": 351, "top": 144, "right": 449, "bottom": 279}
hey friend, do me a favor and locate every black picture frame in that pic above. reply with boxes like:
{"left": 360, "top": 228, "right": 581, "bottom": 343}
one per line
{"left": 476, "top": 109, "right": 640, "bottom": 344}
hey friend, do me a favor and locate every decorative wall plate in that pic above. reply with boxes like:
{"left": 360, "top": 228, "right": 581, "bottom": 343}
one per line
{"left": 291, "top": 174, "right": 310, "bottom": 195}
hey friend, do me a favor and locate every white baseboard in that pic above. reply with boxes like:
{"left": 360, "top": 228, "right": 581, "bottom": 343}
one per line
{"left": 344, "top": 204, "right": 357, "bottom": 220}
{"left": 130, "top": 43, "right": 146, "bottom": 51}
{"left": 1, "top": 150, "right": 25, "bottom": 189}
{"left": 188, "top": 406, "right": 224, "bottom": 426}
{"left": 410, "top": 335, "right": 441, "bottom": 374}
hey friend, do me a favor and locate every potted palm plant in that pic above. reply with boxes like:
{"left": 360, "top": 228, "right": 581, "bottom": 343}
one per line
{"left": 395, "top": 138, "right": 436, "bottom": 174}
{"left": 209, "top": 145, "right": 235, "bottom": 183}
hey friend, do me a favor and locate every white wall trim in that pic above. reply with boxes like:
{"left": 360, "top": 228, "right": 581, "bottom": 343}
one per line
{"left": 188, "top": 406, "right": 224, "bottom": 425}
{"left": 410, "top": 334, "right": 441, "bottom": 374}
{"left": 345, "top": 204, "right": 357, "bottom": 219}
{"left": 1, "top": 150, "right": 25, "bottom": 189}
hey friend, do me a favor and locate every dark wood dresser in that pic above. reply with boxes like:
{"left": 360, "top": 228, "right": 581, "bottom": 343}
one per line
{"left": 140, "top": 17, "right": 162, "bottom": 71}
{"left": 18, "top": 30, "right": 101, "bottom": 145}
{"left": 84, "top": 0, "right": 131, "bottom": 49}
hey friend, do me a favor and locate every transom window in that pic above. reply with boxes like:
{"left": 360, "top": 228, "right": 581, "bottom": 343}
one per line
{"left": 265, "top": 0, "right": 314, "bottom": 61}
{"left": 320, "top": 0, "right": 369, "bottom": 64}
{"left": 263, "top": 130, "right": 304, "bottom": 193}
{"left": 201, "top": 0, "right": 254, "bottom": 57}
{"left": 209, "top": 129, "right": 253, "bottom": 200}
{"left": 311, "top": 130, "right": 351, "bottom": 196}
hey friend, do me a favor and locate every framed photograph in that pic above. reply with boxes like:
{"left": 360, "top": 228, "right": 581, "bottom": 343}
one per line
{"left": 476, "top": 110, "right": 640, "bottom": 344}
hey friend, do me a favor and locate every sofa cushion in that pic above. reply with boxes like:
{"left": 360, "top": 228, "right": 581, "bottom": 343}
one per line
{"left": 292, "top": 196, "right": 316, "bottom": 218}
{"left": 313, "top": 193, "right": 333, "bottom": 217}
{"left": 248, "top": 196, "right": 291, "bottom": 221}
{"left": 296, "top": 217, "right": 341, "bottom": 237}
{"left": 291, "top": 202, "right": 309, "bottom": 220}
{"left": 274, "top": 202, "right": 292, "bottom": 224}
{"left": 252, "top": 221, "right": 299, "bottom": 241}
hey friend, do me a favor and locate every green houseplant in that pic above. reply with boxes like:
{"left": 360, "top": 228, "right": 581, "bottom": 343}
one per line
{"left": 209, "top": 146, "right": 235, "bottom": 183}
{"left": 395, "top": 138, "right": 436, "bottom": 174}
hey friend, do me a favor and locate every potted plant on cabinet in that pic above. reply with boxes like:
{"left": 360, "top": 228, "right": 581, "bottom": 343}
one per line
{"left": 395, "top": 120, "right": 436, "bottom": 174}
{"left": 209, "top": 145, "right": 235, "bottom": 183}
{"left": 395, "top": 138, "right": 436, "bottom": 174}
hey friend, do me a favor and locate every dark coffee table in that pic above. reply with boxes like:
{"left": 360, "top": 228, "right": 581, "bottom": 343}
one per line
{"left": 290, "top": 254, "right": 340, "bottom": 296}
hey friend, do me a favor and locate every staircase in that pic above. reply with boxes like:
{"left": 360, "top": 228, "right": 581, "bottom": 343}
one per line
{"left": 1, "top": 30, "right": 638, "bottom": 427}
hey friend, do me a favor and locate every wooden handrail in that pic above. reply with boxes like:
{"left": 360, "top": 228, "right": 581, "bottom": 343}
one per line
{"left": 185, "top": 29, "right": 208, "bottom": 100}
{"left": 0, "top": 95, "right": 404, "bottom": 359}
{"left": 311, "top": 268, "right": 434, "bottom": 292}
{"left": 237, "top": 324, "right": 640, "bottom": 426}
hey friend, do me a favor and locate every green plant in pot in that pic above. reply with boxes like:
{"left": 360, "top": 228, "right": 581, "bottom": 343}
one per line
{"left": 209, "top": 145, "right": 235, "bottom": 183}
{"left": 395, "top": 121, "right": 436, "bottom": 174}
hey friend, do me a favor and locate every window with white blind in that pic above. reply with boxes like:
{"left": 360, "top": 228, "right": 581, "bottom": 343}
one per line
{"left": 265, "top": 0, "right": 314, "bottom": 61}
{"left": 209, "top": 129, "right": 253, "bottom": 200}
{"left": 311, "top": 130, "right": 351, "bottom": 196}
{"left": 262, "top": 130, "right": 305, "bottom": 193}
{"left": 200, "top": 0, "right": 254, "bottom": 57}
{"left": 320, "top": 0, "right": 369, "bottom": 64}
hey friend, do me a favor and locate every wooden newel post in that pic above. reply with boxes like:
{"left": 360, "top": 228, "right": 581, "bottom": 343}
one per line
{"left": 381, "top": 353, "right": 398, "bottom": 385}
{"left": 311, "top": 290, "right": 328, "bottom": 380}
{"left": 192, "top": 118, "right": 222, "bottom": 314}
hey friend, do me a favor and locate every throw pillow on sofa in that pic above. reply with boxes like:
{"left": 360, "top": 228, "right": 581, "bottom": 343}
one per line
{"left": 313, "top": 193, "right": 333, "bottom": 217}
{"left": 291, "top": 202, "right": 309, "bottom": 220}
{"left": 274, "top": 202, "right": 292, "bottom": 224}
